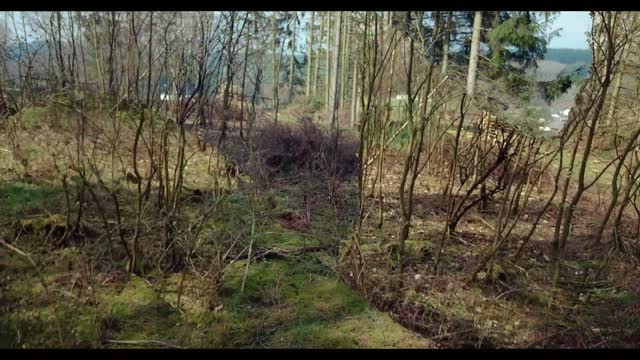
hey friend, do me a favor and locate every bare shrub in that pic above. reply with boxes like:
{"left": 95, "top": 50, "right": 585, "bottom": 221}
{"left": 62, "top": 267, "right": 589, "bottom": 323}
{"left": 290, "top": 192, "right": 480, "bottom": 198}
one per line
{"left": 249, "top": 119, "right": 359, "bottom": 182}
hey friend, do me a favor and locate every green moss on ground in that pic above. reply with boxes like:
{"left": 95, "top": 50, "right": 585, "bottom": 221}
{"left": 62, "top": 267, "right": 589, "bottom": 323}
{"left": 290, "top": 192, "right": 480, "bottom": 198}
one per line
{"left": 0, "top": 114, "right": 429, "bottom": 348}
{"left": 215, "top": 255, "right": 427, "bottom": 348}
{"left": 0, "top": 300, "right": 100, "bottom": 348}
{"left": 0, "top": 181, "right": 63, "bottom": 214}
{"left": 261, "top": 225, "right": 316, "bottom": 248}
{"left": 269, "top": 309, "right": 429, "bottom": 348}
{"left": 1, "top": 224, "right": 428, "bottom": 348}
{"left": 96, "top": 275, "right": 187, "bottom": 346}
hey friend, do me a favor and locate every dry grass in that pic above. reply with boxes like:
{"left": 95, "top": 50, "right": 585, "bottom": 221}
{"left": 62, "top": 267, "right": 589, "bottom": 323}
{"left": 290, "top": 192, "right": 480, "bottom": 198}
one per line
{"left": 347, "top": 148, "right": 640, "bottom": 348}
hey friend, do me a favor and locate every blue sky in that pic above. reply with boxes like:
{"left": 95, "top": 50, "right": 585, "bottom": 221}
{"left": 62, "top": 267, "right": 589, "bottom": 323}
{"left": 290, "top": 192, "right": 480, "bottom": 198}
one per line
{"left": 548, "top": 11, "right": 591, "bottom": 49}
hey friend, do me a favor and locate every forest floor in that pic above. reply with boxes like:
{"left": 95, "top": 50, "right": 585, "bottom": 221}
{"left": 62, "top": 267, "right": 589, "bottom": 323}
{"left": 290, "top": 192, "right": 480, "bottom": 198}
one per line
{"left": 1, "top": 104, "right": 639, "bottom": 348}
{"left": 353, "top": 150, "right": 640, "bottom": 348}
{"left": 0, "top": 107, "right": 430, "bottom": 348}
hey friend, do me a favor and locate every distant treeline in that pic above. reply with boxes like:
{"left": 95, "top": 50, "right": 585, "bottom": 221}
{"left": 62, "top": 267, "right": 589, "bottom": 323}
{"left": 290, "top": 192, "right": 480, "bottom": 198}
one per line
{"left": 544, "top": 48, "right": 593, "bottom": 65}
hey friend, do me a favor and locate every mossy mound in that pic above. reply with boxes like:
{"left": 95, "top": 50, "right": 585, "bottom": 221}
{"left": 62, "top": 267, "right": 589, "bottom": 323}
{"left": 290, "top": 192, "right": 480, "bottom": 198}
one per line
{"left": 16, "top": 214, "right": 67, "bottom": 238}
{"left": 269, "top": 310, "right": 430, "bottom": 348}
{"left": 52, "top": 247, "right": 85, "bottom": 273}
{"left": 0, "top": 303, "right": 101, "bottom": 348}
{"left": 97, "top": 275, "right": 185, "bottom": 345}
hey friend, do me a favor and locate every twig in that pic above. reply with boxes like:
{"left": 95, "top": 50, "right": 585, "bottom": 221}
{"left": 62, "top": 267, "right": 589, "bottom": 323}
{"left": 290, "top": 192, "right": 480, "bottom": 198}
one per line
{"left": 0, "top": 237, "right": 49, "bottom": 297}
{"left": 429, "top": 327, "right": 477, "bottom": 340}
{"left": 241, "top": 196, "right": 257, "bottom": 294}
{"left": 251, "top": 245, "right": 332, "bottom": 262}
{"left": 505, "top": 259, "right": 529, "bottom": 278}
{"left": 103, "top": 339, "right": 184, "bottom": 349}
{"left": 452, "top": 233, "right": 476, "bottom": 247}
{"left": 472, "top": 214, "right": 495, "bottom": 231}
{"left": 524, "top": 328, "right": 569, "bottom": 348}
{"left": 495, "top": 287, "right": 524, "bottom": 301}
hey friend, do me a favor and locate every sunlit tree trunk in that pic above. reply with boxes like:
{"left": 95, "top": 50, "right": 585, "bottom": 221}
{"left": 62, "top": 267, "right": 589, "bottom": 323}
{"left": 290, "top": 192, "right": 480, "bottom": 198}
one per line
{"left": 340, "top": 14, "right": 350, "bottom": 107}
{"left": 306, "top": 11, "right": 315, "bottom": 97}
{"left": 441, "top": 11, "right": 452, "bottom": 75}
{"left": 325, "top": 12, "right": 332, "bottom": 112}
{"left": 350, "top": 36, "right": 358, "bottom": 128}
{"left": 271, "top": 12, "right": 278, "bottom": 111}
{"left": 313, "top": 12, "right": 324, "bottom": 97}
{"left": 466, "top": 11, "right": 482, "bottom": 97}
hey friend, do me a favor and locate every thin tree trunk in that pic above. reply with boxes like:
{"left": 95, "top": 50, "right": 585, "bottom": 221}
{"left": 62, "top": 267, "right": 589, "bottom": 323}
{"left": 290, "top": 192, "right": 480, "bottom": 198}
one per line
{"left": 146, "top": 12, "right": 153, "bottom": 106}
{"left": 271, "top": 12, "right": 278, "bottom": 111}
{"left": 313, "top": 12, "right": 324, "bottom": 98}
{"left": 306, "top": 11, "right": 315, "bottom": 97}
{"left": 606, "top": 32, "right": 631, "bottom": 126}
{"left": 466, "top": 11, "right": 482, "bottom": 97}
{"left": 325, "top": 12, "right": 332, "bottom": 111}
{"left": 239, "top": 13, "right": 251, "bottom": 139}
{"left": 223, "top": 12, "right": 236, "bottom": 111}
{"left": 350, "top": 50, "right": 358, "bottom": 128}
{"left": 377, "top": 46, "right": 396, "bottom": 228}
{"left": 288, "top": 12, "right": 298, "bottom": 104}
{"left": 441, "top": 11, "right": 452, "bottom": 75}
{"left": 340, "top": 15, "right": 350, "bottom": 107}
{"left": 329, "top": 13, "right": 343, "bottom": 128}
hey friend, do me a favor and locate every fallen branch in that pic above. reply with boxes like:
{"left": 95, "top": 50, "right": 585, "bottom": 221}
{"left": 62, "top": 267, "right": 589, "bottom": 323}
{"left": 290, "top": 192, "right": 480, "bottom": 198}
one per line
{"left": 524, "top": 328, "right": 569, "bottom": 348}
{"left": 472, "top": 214, "right": 495, "bottom": 232}
{"left": 430, "top": 327, "right": 477, "bottom": 340}
{"left": 251, "top": 245, "right": 333, "bottom": 262}
{"left": 0, "top": 237, "right": 49, "bottom": 297}
{"left": 103, "top": 339, "right": 184, "bottom": 349}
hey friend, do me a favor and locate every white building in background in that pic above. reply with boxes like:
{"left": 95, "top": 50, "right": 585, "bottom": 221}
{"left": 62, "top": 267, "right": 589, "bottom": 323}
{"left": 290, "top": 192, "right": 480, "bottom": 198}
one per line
{"left": 551, "top": 113, "right": 560, "bottom": 119}
{"left": 562, "top": 108, "right": 570, "bottom": 116}
{"left": 160, "top": 93, "right": 192, "bottom": 101}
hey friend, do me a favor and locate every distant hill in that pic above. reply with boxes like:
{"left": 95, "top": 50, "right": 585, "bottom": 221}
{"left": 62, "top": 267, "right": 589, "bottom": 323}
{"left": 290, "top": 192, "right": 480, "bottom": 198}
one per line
{"left": 544, "top": 48, "right": 592, "bottom": 65}
{"left": 6, "top": 41, "right": 49, "bottom": 60}
{"left": 532, "top": 60, "right": 567, "bottom": 81}
{"left": 528, "top": 50, "right": 592, "bottom": 129}
{"left": 533, "top": 60, "right": 590, "bottom": 82}
{"left": 533, "top": 48, "right": 592, "bottom": 82}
